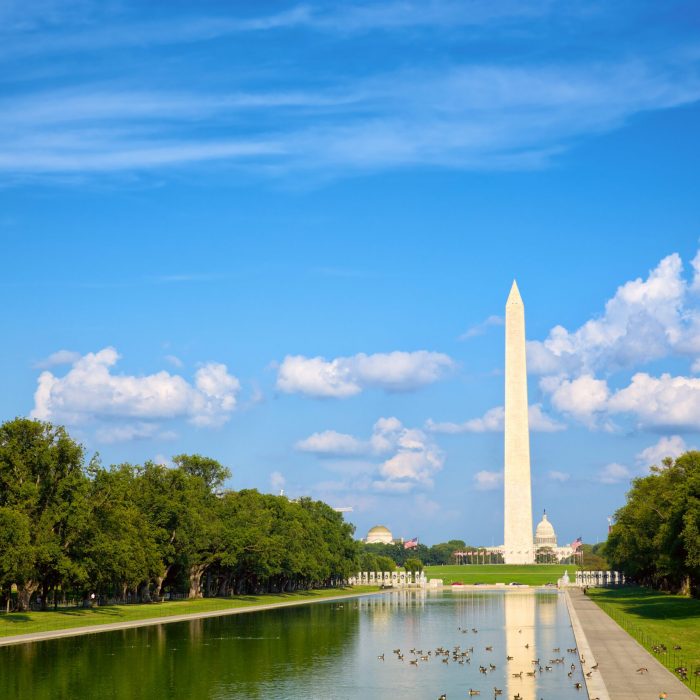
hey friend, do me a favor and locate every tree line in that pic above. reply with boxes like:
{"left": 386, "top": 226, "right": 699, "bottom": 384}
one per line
{"left": 606, "top": 450, "right": 700, "bottom": 597}
{"left": 360, "top": 539, "right": 470, "bottom": 568}
{"left": 0, "top": 418, "right": 359, "bottom": 612}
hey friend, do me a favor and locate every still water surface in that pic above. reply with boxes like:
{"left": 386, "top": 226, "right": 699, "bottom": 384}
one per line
{"left": 1, "top": 590, "right": 589, "bottom": 700}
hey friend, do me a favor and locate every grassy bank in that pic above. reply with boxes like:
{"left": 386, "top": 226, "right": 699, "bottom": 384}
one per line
{"left": 0, "top": 586, "right": 380, "bottom": 639}
{"left": 425, "top": 564, "right": 570, "bottom": 585}
{"left": 588, "top": 586, "right": 700, "bottom": 692}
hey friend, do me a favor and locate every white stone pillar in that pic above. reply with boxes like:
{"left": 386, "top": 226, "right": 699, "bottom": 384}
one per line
{"left": 503, "top": 281, "right": 534, "bottom": 564}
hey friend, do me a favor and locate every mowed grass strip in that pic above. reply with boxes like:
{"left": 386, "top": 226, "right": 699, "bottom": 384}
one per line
{"left": 425, "top": 564, "right": 570, "bottom": 585}
{"left": 0, "top": 586, "right": 380, "bottom": 638}
{"left": 587, "top": 587, "right": 700, "bottom": 670}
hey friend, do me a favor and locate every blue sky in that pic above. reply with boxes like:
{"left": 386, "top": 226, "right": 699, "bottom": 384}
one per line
{"left": 1, "top": 0, "right": 700, "bottom": 546}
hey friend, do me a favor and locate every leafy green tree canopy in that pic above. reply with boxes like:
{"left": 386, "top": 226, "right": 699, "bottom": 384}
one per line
{"left": 607, "top": 451, "right": 700, "bottom": 596}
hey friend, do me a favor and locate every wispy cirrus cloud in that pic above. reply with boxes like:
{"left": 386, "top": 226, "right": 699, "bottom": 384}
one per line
{"left": 459, "top": 314, "right": 503, "bottom": 340}
{"left": 0, "top": 60, "right": 698, "bottom": 177}
{"left": 0, "top": 6, "right": 314, "bottom": 58}
{"left": 0, "top": 1, "right": 552, "bottom": 57}
{"left": 33, "top": 348, "right": 81, "bottom": 369}
{"left": 269, "top": 470, "right": 286, "bottom": 493}
{"left": 1, "top": 2, "right": 699, "bottom": 180}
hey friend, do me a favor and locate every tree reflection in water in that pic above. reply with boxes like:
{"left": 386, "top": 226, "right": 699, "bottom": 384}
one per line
{"left": 0, "top": 591, "right": 587, "bottom": 699}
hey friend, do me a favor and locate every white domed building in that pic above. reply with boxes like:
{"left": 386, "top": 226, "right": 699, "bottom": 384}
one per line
{"left": 534, "top": 511, "right": 574, "bottom": 563}
{"left": 364, "top": 525, "right": 395, "bottom": 545}
{"left": 534, "top": 512, "right": 557, "bottom": 548}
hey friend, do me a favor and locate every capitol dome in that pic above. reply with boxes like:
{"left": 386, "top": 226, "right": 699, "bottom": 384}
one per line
{"left": 534, "top": 512, "right": 557, "bottom": 548}
{"left": 365, "top": 525, "right": 394, "bottom": 544}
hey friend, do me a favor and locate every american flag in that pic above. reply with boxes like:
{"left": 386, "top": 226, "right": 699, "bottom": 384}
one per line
{"left": 570, "top": 537, "right": 583, "bottom": 551}
{"left": 404, "top": 537, "right": 418, "bottom": 550}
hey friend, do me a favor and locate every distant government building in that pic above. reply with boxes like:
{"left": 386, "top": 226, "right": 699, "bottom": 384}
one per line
{"left": 364, "top": 525, "right": 395, "bottom": 545}
{"left": 363, "top": 525, "right": 404, "bottom": 545}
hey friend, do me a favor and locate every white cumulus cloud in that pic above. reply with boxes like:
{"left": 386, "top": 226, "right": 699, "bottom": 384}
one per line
{"left": 473, "top": 470, "right": 503, "bottom": 491}
{"left": 636, "top": 435, "right": 687, "bottom": 467}
{"left": 426, "top": 403, "right": 564, "bottom": 433}
{"left": 534, "top": 252, "right": 700, "bottom": 434}
{"left": 540, "top": 374, "right": 610, "bottom": 423}
{"left": 297, "top": 416, "right": 443, "bottom": 492}
{"left": 378, "top": 438, "right": 443, "bottom": 487}
{"left": 607, "top": 373, "right": 700, "bottom": 431}
{"left": 548, "top": 470, "right": 570, "bottom": 482}
{"left": 531, "top": 249, "right": 700, "bottom": 432}
{"left": 542, "top": 368, "right": 700, "bottom": 433}
{"left": 597, "top": 462, "right": 632, "bottom": 484}
{"left": 31, "top": 347, "right": 241, "bottom": 434}
{"left": 191, "top": 362, "right": 241, "bottom": 426}
{"left": 528, "top": 253, "right": 693, "bottom": 375}
{"left": 296, "top": 430, "right": 367, "bottom": 456}
{"left": 276, "top": 350, "right": 454, "bottom": 398}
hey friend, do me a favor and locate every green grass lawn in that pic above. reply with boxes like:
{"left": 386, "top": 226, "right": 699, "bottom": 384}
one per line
{"left": 0, "top": 586, "right": 380, "bottom": 639}
{"left": 587, "top": 586, "right": 700, "bottom": 685}
{"left": 425, "top": 564, "right": 571, "bottom": 585}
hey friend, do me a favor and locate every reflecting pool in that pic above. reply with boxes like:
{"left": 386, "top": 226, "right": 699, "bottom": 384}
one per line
{"left": 0, "top": 590, "right": 588, "bottom": 699}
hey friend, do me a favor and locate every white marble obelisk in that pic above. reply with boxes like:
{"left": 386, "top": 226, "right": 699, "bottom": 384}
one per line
{"left": 503, "top": 280, "right": 534, "bottom": 564}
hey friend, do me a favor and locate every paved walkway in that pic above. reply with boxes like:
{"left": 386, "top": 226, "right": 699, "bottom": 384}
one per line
{"left": 566, "top": 588, "right": 697, "bottom": 700}
{"left": 0, "top": 589, "right": 385, "bottom": 648}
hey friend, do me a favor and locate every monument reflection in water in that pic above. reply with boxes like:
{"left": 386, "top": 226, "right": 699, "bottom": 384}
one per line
{"left": 0, "top": 591, "right": 588, "bottom": 700}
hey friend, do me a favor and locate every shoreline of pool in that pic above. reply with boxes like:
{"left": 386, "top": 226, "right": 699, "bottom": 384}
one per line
{"left": 0, "top": 589, "right": 388, "bottom": 648}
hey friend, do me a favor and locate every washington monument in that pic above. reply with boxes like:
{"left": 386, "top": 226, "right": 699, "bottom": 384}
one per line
{"left": 503, "top": 281, "right": 534, "bottom": 564}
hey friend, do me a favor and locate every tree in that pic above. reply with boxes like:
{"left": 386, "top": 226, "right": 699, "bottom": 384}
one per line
{"left": 404, "top": 557, "right": 423, "bottom": 573}
{"left": 359, "top": 551, "right": 379, "bottom": 573}
{"left": 0, "top": 419, "right": 87, "bottom": 611}
{"left": 0, "top": 419, "right": 362, "bottom": 607}
{"left": 132, "top": 455, "right": 229, "bottom": 599}
{"left": 172, "top": 455, "right": 229, "bottom": 598}
{"left": 134, "top": 461, "right": 187, "bottom": 597}
{"left": 427, "top": 540, "right": 466, "bottom": 565}
{"left": 173, "top": 453, "right": 229, "bottom": 493}
{"left": 0, "top": 507, "right": 32, "bottom": 609}
{"left": 76, "top": 464, "right": 161, "bottom": 601}
{"left": 536, "top": 546, "right": 555, "bottom": 564}
{"left": 580, "top": 544, "right": 609, "bottom": 570}
{"left": 375, "top": 556, "right": 396, "bottom": 572}
{"left": 606, "top": 451, "right": 700, "bottom": 596}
